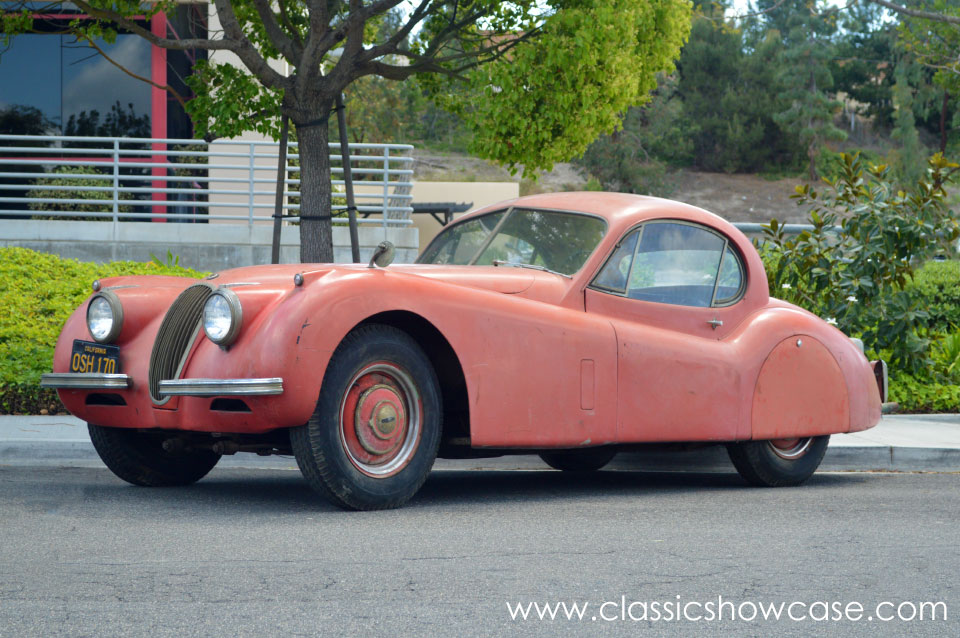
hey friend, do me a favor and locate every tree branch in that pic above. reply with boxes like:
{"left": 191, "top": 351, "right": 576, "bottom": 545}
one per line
{"left": 277, "top": 0, "right": 303, "bottom": 48}
{"left": 212, "top": 0, "right": 290, "bottom": 90}
{"left": 299, "top": 0, "right": 404, "bottom": 96}
{"left": 250, "top": 0, "right": 301, "bottom": 63}
{"left": 867, "top": 0, "right": 960, "bottom": 24}
{"left": 388, "top": 28, "right": 535, "bottom": 70}
{"left": 70, "top": 0, "right": 237, "bottom": 51}
{"left": 358, "top": 0, "right": 433, "bottom": 63}
{"left": 358, "top": 32, "right": 534, "bottom": 81}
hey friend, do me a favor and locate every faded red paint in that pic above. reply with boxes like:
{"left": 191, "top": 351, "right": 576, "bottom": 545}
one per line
{"left": 752, "top": 336, "right": 850, "bottom": 439}
{"left": 51, "top": 193, "right": 882, "bottom": 447}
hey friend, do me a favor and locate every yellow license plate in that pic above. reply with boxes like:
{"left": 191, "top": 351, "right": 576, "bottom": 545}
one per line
{"left": 70, "top": 340, "right": 121, "bottom": 374}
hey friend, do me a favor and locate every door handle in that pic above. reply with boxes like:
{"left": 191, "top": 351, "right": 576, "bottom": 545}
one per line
{"left": 707, "top": 318, "right": 723, "bottom": 330}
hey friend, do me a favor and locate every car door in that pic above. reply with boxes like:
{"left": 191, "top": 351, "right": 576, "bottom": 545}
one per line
{"left": 584, "top": 221, "right": 750, "bottom": 443}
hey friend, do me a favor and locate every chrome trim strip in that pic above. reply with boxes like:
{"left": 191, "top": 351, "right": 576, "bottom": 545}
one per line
{"left": 40, "top": 373, "right": 132, "bottom": 389}
{"left": 158, "top": 378, "right": 284, "bottom": 397}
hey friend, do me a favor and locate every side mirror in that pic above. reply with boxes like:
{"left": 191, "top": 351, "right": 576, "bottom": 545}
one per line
{"left": 368, "top": 241, "right": 396, "bottom": 269}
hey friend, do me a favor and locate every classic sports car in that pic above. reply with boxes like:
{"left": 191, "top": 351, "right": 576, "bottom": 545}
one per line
{"left": 42, "top": 192, "right": 887, "bottom": 510}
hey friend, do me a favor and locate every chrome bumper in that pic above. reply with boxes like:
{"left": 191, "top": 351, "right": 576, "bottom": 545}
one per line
{"left": 40, "top": 373, "right": 132, "bottom": 390}
{"left": 158, "top": 378, "right": 284, "bottom": 397}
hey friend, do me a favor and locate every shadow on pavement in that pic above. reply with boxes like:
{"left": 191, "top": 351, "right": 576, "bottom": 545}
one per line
{"left": 1, "top": 464, "right": 873, "bottom": 516}
{"left": 94, "top": 466, "right": 873, "bottom": 510}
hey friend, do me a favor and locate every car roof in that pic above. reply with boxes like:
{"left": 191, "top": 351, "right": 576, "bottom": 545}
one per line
{"left": 461, "top": 191, "right": 733, "bottom": 233}
{"left": 451, "top": 191, "right": 768, "bottom": 308}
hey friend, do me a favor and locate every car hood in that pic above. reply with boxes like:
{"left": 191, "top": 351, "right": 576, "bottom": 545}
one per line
{"left": 197, "top": 263, "right": 537, "bottom": 295}
{"left": 385, "top": 264, "right": 536, "bottom": 294}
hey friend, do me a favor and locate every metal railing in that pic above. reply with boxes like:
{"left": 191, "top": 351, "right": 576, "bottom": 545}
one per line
{"left": 733, "top": 222, "right": 838, "bottom": 236}
{"left": 0, "top": 134, "right": 414, "bottom": 226}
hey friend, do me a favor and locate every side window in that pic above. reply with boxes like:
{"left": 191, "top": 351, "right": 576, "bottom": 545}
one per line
{"left": 714, "top": 246, "right": 744, "bottom": 305}
{"left": 592, "top": 222, "right": 745, "bottom": 308}
{"left": 628, "top": 223, "right": 724, "bottom": 307}
{"left": 593, "top": 230, "right": 639, "bottom": 293}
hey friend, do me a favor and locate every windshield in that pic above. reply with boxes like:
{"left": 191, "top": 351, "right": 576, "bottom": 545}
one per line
{"left": 417, "top": 208, "right": 606, "bottom": 276}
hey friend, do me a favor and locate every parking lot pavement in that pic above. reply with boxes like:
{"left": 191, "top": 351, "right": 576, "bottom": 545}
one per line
{"left": 0, "top": 466, "right": 957, "bottom": 638}
{"left": 1, "top": 414, "right": 959, "bottom": 472}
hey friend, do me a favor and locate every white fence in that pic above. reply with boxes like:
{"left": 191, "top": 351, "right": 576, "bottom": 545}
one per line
{"left": 0, "top": 134, "right": 414, "bottom": 226}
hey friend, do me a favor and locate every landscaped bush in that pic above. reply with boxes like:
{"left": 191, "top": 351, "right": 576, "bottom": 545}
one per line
{"left": 890, "top": 372, "right": 960, "bottom": 414}
{"left": 0, "top": 247, "right": 205, "bottom": 414}
{"left": 760, "top": 153, "right": 960, "bottom": 374}
{"left": 759, "top": 153, "right": 960, "bottom": 413}
{"left": 906, "top": 260, "right": 960, "bottom": 335}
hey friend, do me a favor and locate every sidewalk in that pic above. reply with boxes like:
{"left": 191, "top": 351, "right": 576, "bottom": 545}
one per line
{"left": 1, "top": 414, "right": 959, "bottom": 472}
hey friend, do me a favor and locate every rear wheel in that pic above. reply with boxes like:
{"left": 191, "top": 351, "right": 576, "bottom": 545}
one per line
{"left": 540, "top": 448, "right": 617, "bottom": 472}
{"left": 726, "top": 435, "right": 829, "bottom": 487}
{"left": 88, "top": 423, "right": 220, "bottom": 487}
{"left": 290, "top": 325, "right": 442, "bottom": 511}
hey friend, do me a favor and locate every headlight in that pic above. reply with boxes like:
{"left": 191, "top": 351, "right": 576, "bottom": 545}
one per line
{"left": 86, "top": 291, "right": 123, "bottom": 343}
{"left": 202, "top": 288, "right": 242, "bottom": 346}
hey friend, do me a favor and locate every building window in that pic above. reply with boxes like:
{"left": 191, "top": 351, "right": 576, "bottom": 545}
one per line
{"left": 0, "top": 7, "right": 206, "bottom": 139}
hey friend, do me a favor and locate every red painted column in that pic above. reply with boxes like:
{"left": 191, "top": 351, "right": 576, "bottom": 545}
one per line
{"left": 150, "top": 12, "right": 168, "bottom": 222}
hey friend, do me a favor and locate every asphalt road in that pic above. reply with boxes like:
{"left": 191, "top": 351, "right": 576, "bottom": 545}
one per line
{"left": 1, "top": 465, "right": 957, "bottom": 638}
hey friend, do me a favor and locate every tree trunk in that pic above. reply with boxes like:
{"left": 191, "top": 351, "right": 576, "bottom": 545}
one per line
{"left": 295, "top": 107, "right": 335, "bottom": 263}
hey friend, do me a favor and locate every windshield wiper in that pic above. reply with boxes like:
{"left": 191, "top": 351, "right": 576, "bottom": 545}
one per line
{"left": 492, "top": 260, "right": 571, "bottom": 279}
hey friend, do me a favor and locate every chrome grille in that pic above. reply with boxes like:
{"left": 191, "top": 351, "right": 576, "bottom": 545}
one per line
{"left": 148, "top": 283, "right": 213, "bottom": 404}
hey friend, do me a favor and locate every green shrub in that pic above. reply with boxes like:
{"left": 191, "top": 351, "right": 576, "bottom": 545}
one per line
{"left": 0, "top": 247, "right": 206, "bottom": 414}
{"left": 931, "top": 331, "right": 960, "bottom": 380}
{"left": 906, "top": 260, "right": 960, "bottom": 335}
{"left": 814, "top": 147, "right": 883, "bottom": 182}
{"left": 890, "top": 372, "right": 960, "bottom": 413}
{"left": 760, "top": 153, "right": 960, "bottom": 373}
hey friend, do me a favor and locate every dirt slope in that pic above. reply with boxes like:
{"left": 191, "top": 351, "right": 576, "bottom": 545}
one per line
{"left": 412, "top": 149, "right": 813, "bottom": 224}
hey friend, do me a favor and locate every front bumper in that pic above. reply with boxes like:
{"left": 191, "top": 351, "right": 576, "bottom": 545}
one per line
{"left": 41, "top": 373, "right": 284, "bottom": 397}
{"left": 158, "top": 378, "right": 284, "bottom": 397}
{"left": 41, "top": 373, "right": 132, "bottom": 390}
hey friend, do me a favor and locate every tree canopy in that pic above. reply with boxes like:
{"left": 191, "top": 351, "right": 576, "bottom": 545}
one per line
{"left": 2, "top": 0, "right": 692, "bottom": 261}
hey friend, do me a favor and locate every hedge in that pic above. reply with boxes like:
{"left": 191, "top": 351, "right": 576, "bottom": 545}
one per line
{"left": 0, "top": 247, "right": 205, "bottom": 414}
{"left": 890, "top": 373, "right": 960, "bottom": 414}
{"left": 906, "top": 259, "right": 960, "bottom": 335}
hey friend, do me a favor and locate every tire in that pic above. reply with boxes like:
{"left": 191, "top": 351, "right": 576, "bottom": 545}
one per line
{"left": 726, "top": 435, "right": 830, "bottom": 487}
{"left": 540, "top": 448, "right": 617, "bottom": 472}
{"left": 290, "top": 324, "right": 442, "bottom": 511}
{"left": 88, "top": 423, "right": 220, "bottom": 487}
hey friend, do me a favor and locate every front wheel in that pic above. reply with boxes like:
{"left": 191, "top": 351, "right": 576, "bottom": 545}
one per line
{"left": 290, "top": 325, "right": 442, "bottom": 511}
{"left": 726, "top": 435, "right": 830, "bottom": 487}
{"left": 88, "top": 423, "right": 220, "bottom": 487}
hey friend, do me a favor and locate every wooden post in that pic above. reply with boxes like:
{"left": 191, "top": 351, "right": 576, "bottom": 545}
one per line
{"left": 271, "top": 116, "right": 289, "bottom": 264}
{"left": 336, "top": 93, "right": 361, "bottom": 263}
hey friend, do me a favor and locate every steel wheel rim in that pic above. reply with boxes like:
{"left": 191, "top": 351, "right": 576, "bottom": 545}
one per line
{"left": 767, "top": 437, "right": 813, "bottom": 460}
{"left": 338, "top": 362, "right": 422, "bottom": 478}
